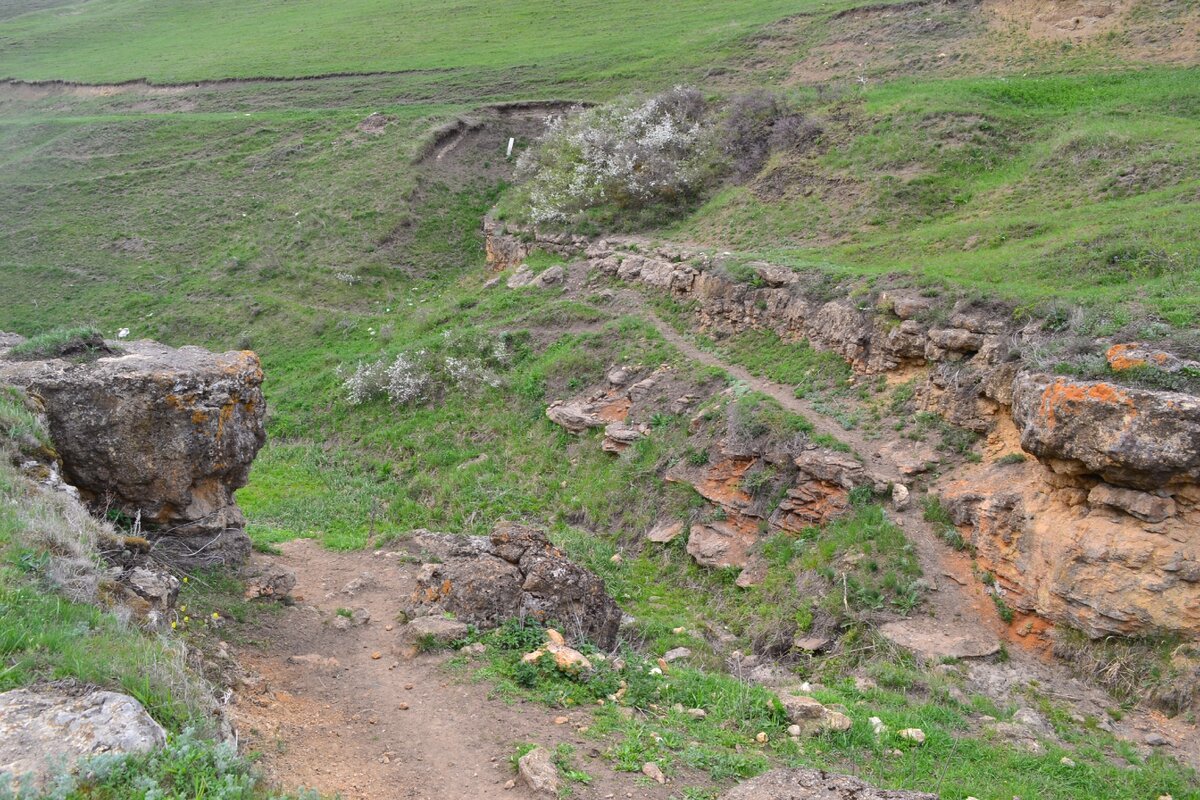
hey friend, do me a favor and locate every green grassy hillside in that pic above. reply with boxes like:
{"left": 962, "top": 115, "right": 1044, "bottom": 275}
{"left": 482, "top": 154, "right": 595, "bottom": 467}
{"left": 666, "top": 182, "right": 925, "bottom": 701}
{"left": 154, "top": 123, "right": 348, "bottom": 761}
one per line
{"left": 2, "top": 2, "right": 1199, "bottom": 796}
{"left": 674, "top": 68, "right": 1200, "bottom": 325}
{"left": 0, "top": 0, "right": 869, "bottom": 85}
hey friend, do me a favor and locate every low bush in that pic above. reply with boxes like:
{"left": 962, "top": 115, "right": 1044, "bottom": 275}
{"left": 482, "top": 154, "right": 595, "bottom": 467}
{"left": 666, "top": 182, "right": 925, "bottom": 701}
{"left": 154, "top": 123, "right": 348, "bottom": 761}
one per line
{"left": 512, "top": 87, "right": 813, "bottom": 227}
{"left": 9, "top": 728, "right": 317, "bottom": 800}
{"left": 720, "top": 90, "right": 820, "bottom": 179}
{"left": 340, "top": 328, "right": 526, "bottom": 406}
{"left": 515, "top": 86, "right": 716, "bottom": 225}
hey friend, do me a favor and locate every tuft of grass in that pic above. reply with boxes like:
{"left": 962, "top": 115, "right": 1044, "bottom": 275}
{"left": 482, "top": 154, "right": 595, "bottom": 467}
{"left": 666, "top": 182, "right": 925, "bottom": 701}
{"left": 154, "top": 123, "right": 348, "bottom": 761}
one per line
{"left": 922, "top": 495, "right": 973, "bottom": 553}
{"left": 0, "top": 386, "right": 54, "bottom": 461}
{"left": 992, "top": 594, "right": 1016, "bottom": 624}
{"left": 5, "top": 326, "right": 112, "bottom": 362}
{"left": 716, "top": 330, "right": 852, "bottom": 400}
{"left": 1053, "top": 629, "right": 1198, "bottom": 715}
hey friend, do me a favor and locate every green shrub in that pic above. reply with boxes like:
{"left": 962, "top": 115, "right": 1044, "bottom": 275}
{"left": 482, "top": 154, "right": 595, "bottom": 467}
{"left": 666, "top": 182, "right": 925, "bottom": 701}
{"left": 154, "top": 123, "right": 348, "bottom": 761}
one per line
{"left": 45, "top": 728, "right": 316, "bottom": 800}
{"left": 514, "top": 87, "right": 719, "bottom": 226}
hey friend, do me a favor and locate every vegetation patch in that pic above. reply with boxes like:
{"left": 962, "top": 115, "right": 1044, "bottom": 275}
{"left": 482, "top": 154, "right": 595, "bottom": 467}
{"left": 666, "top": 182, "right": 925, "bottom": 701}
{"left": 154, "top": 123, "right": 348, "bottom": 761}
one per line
{"left": 5, "top": 326, "right": 114, "bottom": 363}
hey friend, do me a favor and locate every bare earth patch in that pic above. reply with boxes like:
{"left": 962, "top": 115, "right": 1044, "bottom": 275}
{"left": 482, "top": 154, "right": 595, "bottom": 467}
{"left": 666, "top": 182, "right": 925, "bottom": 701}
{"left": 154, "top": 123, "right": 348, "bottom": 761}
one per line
{"left": 232, "top": 539, "right": 687, "bottom": 800}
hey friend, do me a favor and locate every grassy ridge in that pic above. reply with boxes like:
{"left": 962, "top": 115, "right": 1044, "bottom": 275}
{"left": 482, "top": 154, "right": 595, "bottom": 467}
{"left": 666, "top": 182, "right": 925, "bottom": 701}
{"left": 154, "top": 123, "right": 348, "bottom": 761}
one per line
{"left": 674, "top": 67, "right": 1200, "bottom": 324}
{"left": 0, "top": 0, "right": 876, "bottom": 85}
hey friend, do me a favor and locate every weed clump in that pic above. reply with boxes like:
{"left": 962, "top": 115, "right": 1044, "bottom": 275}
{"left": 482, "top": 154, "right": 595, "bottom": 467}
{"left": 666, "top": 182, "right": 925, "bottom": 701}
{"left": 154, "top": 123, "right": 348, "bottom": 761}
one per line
{"left": 0, "top": 387, "right": 54, "bottom": 462}
{"left": 922, "top": 495, "right": 973, "bottom": 553}
{"left": 34, "top": 727, "right": 314, "bottom": 800}
{"left": 720, "top": 90, "right": 820, "bottom": 179}
{"left": 6, "top": 326, "right": 114, "bottom": 362}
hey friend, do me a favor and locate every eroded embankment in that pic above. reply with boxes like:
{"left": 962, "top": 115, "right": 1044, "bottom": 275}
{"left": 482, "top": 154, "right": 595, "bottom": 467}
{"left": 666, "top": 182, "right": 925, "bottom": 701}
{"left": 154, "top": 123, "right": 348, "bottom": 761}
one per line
{"left": 485, "top": 219, "right": 1200, "bottom": 641}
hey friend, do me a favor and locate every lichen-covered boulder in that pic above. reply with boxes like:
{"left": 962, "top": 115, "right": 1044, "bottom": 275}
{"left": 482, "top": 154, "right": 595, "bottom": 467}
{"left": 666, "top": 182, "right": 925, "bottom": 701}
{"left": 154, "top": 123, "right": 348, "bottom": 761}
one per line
{"left": 0, "top": 339, "right": 266, "bottom": 568}
{"left": 0, "top": 687, "right": 166, "bottom": 793}
{"left": 403, "top": 522, "right": 622, "bottom": 648}
{"left": 1011, "top": 372, "right": 1200, "bottom": 491}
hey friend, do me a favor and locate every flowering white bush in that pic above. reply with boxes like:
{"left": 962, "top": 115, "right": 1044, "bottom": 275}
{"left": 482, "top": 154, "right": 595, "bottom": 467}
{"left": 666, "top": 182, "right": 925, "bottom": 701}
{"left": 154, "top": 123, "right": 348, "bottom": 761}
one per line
{"left": 340, "top": 330, "right": 519, "bottom": 407}
{"left": 515, "top": 86, "right": 716, "bottom": 224}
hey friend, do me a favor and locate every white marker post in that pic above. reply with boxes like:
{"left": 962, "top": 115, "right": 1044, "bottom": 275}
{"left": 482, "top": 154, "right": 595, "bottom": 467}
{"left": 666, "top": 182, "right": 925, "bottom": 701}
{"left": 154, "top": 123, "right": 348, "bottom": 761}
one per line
{"left": 506, "top": 137, "right": 515, "bottom": 158}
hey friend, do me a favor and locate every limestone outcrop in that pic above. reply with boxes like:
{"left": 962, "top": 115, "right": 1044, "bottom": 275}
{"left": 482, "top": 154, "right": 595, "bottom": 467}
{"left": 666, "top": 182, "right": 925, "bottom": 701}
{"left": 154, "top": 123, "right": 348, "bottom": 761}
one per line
{"left": 0, "top": 338, "right": 266, "bottom": 569}
{"left": 0, "top": 687, "right": 166, "bottom": 792}
{"left": 1011, "top": 372, "right": 1200, "bottom": 490}
{"left": 940, "top": 417, "right": 1200, "bottom": 638}
{"left": 402, "top": 522, "right": 622, "bottom": 648}
{"left": 488, "top": 221, "right": 1200, "bottom": 637}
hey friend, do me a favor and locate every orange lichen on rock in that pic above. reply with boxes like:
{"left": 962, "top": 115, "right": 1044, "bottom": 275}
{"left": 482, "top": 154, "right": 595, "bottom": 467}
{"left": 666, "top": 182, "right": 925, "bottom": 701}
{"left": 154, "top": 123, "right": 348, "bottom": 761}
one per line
{"left": 1038, "top": 378, "right": 1134, "bottom": 428}
{"left": 595, "top": 396, "right": 632, "bottom": 422}
{"left": 1105, "top": 343, "right": 1147, "bottom": 372}
{"left": 694, "top": 458, "right": 756, "bottom": 510}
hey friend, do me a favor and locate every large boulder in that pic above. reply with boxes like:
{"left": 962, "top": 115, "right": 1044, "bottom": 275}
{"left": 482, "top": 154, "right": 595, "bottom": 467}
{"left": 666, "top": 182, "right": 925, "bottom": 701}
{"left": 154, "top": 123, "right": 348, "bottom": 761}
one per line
{"left": 0, "top": 339, "right": 266, "bottom": 569}
{"left": 0, "top": 687, "right": 166, "bottom": 792}
{"left": 721, "top": 768, "right": 937, "bottom": 800}
{"left": 403, "top": 522, "right": 622, "bottom": 649}
{"left": 1011, "top": 372, "right": 1200, "bottom": 491}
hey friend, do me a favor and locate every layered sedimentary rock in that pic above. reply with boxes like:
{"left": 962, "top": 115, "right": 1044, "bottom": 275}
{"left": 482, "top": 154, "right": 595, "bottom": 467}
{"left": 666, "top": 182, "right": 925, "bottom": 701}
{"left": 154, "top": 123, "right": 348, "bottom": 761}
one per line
{"left": 944, "top": 382, "right": 1200, "bottom": 637}
{"left": 1011, "top": 372, "right": 1200, "bottom": 490}
{"left": 488, "top": 220, "right": 1200, "bottom": 637}
{"left": 0, "top": 338, "right": 266, "bottom": 568}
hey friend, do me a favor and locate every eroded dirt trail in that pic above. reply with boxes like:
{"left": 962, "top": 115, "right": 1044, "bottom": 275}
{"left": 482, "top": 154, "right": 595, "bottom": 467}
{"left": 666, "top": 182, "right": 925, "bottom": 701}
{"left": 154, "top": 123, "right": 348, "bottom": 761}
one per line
{"left": 234, "top": 540, "right": 681, "bottom": 800}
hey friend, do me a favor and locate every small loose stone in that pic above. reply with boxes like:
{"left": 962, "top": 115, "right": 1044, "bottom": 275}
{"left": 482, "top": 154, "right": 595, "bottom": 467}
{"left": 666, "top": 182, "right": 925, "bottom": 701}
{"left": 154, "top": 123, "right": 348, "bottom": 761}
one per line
{"left": 641, "top": 762, "right": 666, "bottom": 784}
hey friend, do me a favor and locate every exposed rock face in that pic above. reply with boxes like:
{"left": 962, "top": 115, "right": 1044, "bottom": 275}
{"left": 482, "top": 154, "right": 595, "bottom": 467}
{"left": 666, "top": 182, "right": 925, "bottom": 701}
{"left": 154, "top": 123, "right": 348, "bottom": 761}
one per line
{"left": 0, "top": 687, "right": 166, "bottom": 792}
{"left": 242, "top": 562, "right": 298, "bottom": 601}
{"left": 484, "top": 218, "right": 531, "bottom": 271}
{"left": 544, "top": 360, "right": 876, "bottom": 584}
{"left": 1011, "top": 372, "right": 1200, "bottom": 490}
{"left": 940, "top": 448, "right": 1200, "bottom": 638}
{"left": 0, "top": 340, "right": 266, "bottom": 569}
{"left": 879, "top": 620, "right": 1000, "bottom": 659}
{"left": 403, "top": 522, "right": 622, "bottom": 648}
{"left": 490, "top": 221, "right": 1200, "bottom": 637}
{"left": 118, "top": 566, "right": 182, "bottom": 627}
{"left": 721, "top": 768, "right": 937, "bottom": 799}
{"left": 687, "top": 519, "right": 759, "bottom": 570}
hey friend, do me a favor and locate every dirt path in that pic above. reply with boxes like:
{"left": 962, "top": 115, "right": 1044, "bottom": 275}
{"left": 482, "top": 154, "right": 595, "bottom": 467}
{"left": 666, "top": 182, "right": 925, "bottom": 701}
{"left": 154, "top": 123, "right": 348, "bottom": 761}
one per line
{"left": 234, "top": 540, "right": 686, "bottom": 800}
